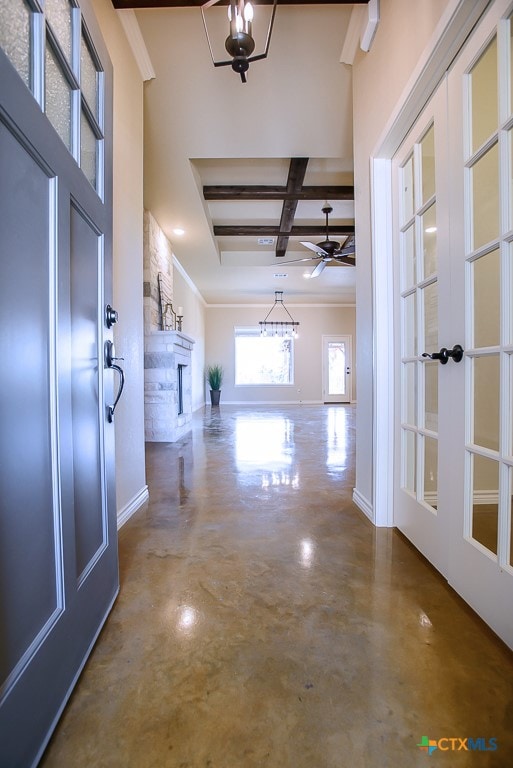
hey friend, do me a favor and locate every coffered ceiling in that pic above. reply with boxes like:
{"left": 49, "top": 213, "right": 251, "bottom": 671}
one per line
{"left": 122, "top": 2, "right": 364, "bottom": 304}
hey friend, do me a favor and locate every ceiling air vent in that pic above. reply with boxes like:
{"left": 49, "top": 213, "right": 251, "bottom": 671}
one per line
{"left": 258, "top": 237, "right": 274, "bottom": 245}
{"left": 273, "top": 273, "right": 288, "bottom": 278}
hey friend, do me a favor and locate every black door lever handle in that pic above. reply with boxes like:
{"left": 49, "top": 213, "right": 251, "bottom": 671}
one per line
{"left": 422, "top": 344, "right": 464, "bottom": 364}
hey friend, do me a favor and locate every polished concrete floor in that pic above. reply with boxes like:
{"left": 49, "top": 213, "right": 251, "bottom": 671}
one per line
{"left": 41, "top": 405, "right": 513, "bottom": 767}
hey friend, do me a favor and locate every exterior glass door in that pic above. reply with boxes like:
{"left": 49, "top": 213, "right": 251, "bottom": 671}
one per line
{"left": 323, "top": 335, "right": 351, "bottom": 403}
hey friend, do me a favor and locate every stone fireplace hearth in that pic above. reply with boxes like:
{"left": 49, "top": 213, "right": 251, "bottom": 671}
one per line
{"left": 144, "top": 330, "right": 195, "bottom": 442}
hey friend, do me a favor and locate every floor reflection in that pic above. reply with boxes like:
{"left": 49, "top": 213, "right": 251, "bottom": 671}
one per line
{"left": 326, "top": 406, "right": 349, "bottom": 468}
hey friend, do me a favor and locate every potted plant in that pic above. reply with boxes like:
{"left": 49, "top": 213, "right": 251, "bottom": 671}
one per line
{"left": 206, "top": 364, "right": 223, "bottom": 406}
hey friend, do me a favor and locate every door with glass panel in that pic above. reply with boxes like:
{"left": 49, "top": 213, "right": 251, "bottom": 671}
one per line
{"left": 323, "top": 335, "right": 352, "bottom": 403}
{"left": 445, "top": 0, "right": 513, "bottom": 648}
{"left": 393, "top": 84, "right": 451, "bottom": 577}
{"left": 0, "top": 1, "right": 118, "bottom": 764}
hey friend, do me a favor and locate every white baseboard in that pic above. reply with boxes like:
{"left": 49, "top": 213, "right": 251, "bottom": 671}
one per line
{"left": 353, "top": 488, "right": 374, "bottom": 522}
{"left": 117, "top": 485, "right": 149, "bottom": 529}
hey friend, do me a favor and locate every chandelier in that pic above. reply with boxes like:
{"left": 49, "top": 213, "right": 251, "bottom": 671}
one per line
{"left": 201, "top": 0, "right": 278, "bottom": 84}
{"left": 259, "top": 291, "right": 299, "bottom": 338}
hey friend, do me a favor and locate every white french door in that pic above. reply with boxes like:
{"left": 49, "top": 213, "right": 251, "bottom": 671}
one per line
{"left": 394, "top": 0, "right": 513, "bottom": 649}
{"left": 322, "top": 335, "right": 352, "bottom": 403}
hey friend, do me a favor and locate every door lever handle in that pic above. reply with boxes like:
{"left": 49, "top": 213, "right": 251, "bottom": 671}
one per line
{"left": 105, "top": 340, "right": 125, "bottom": 422}
{"left": 422, "top": 344, "right": 464, "bottom": 365}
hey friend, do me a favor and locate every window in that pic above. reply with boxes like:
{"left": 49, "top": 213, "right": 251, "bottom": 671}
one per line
{"left": 235, "top": 327, "right": 294, "bottom": 385}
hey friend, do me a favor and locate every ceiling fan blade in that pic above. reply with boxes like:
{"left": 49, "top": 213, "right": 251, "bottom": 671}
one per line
{"left": 334, "top": 255, "right": 356, "bottom": 266}
{"left": 334, "top": 245, "right": 356, "bottom": 258}
{"left": 310, "top": 260, "right": 328, "bottom": 278}
{"left": 300, "top": 241, "right": 330, "bottom": 257}
{"left": 271, "top": 256, "right": 319, "bottom": 266}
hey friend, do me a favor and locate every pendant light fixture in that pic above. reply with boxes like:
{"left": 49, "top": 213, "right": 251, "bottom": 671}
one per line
{"left": 201, "top": 0, "right": 278, "bottom": 83}
{"left": 259, "top": 291, "right": 299, "bottom": 338}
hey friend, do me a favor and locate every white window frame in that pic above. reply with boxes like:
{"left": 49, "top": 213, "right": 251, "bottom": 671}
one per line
{"left": 234, "top": 326, "right": 295, "bottom": 387}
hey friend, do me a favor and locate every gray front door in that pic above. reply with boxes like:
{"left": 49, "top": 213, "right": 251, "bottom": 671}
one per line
{"left": 0, "top": 2, "right": 118, "bottom": 765}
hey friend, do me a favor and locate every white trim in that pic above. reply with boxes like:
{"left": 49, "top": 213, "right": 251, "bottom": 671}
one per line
{"left": 207, "top": 400, "right": 325, "bottom": 406}
{"left": 116, "top": 10, "right": 156, "bottom": 82}
{"left": 340, "top": 5, "right": 366, "bottom": 65}
{"left": 361, "top": 0, "right": 380, "bottom": 53}
{"left": 371, "top": 158, "right": 395, "bottom": 527}
{"left": 352, "top": 488, "right": 373, "bottom": 521}
{"left": 117, "top": 485, "right": 149, "bottom": 529}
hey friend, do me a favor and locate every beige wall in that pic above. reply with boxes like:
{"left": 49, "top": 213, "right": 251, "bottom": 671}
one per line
{"left": 173, "top": 261, "right": 207, "bottom": 412}
{"left": 92, "top": 0, "right": 147, "bottom": 518}
{"left": 205, "top": 305, "right": 356, "bottom": 404}
{"left": 352, "top": 0, "right": 452, "bottom": 511}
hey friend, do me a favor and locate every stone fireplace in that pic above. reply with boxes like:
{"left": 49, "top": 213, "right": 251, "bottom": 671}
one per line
{"left": 144, "top": 330, "right": 195, "bottom": 442}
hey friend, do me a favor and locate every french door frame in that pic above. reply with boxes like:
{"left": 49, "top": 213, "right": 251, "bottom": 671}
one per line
{"left": 369, "top": 0, "right": 492, "bottom": 527}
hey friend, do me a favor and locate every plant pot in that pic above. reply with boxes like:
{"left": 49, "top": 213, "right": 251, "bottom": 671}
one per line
{"left": 210, "top": 389, "right": 221, "bottom": 406}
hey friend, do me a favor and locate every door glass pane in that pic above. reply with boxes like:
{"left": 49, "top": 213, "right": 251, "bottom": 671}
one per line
{"left": 471, "top": 453, "right": 499, "bottom": 555}
{"left": 81, "top": 110, "right": 96, "bottom": 189}
{"left": 0, "top": 0, "right": 31, "bottom": 88}
{"left": 81, "top": 33, "right": 98, "bottom": 118}
{"left": 473, "top": 355, "right": 500, "bottom": 451}
{"left": 45, "top": 0, "right": 72, "bottom": 64}
{"left": 473, "top": 249, "right": 500, "bottom": 347}
{"left": 424, "top": 436, "right": 438, "bottom": 510}
{"left": 472, "top": 142, "right": 499, "bottom": 250}
{"left": 423, "top": 281, "right": 438, "bottom": 352}
{"left": 403, "top": 292, "right": 417, "bottom": 357}
{"left": 327, "top": 342, "right": 345, "bottom": 397}
{"left": 401, "top": 224, "right": 416, "bottom": 289}
{"left": 401, "top": 154, "right": 414, "bottom": 224}
{"left": 470, "top": 36, "right": 497, "bottom": 153}
{"left": 402, "top": 429, "right": 416, "bottom": 493}
{"left": 424, "top": 361, "right": 438, "bottom": 431}
{"left": 421, "top": 124, "right": 435, "bottom": 203}
{"left": 422, "top": 203, "right": 437, "bottom": 278}
{"left": 45, "top": 42, "right": 72, "bottom": 150}
{"left": 402, "top": 362, "right": 416, "bottom": 426}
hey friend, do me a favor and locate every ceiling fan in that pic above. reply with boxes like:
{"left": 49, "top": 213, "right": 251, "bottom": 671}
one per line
{"left": 277, "top": 202, "right": 356, "bottom": 278}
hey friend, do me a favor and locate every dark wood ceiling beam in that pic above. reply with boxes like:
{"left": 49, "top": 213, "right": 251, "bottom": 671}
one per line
{"left": 214, "top": 225, "right": 355, "bottom": 237}
{"left": 203, "top": 185, "right": 354, "bottom": 201}
{"left": 112, "top": 1, "right": 368, "bottom": 8}
{"left": 276, "top": 157, "right": 308, "bottom": 257}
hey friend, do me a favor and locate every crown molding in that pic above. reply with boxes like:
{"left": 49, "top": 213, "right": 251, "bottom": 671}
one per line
{"left": 117, "top": 9, "right": 156, "bottom": 81}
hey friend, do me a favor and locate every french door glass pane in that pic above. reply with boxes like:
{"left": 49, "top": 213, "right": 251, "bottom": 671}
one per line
{"left": 403, "top": 429, "right": 416, "bottom": 493}
{"left": 424, "top": 361, "right": 438, "bottom": 431}
{"left": 473, "top": 355, "right": 500, "bottom": 451}
{"left": 403, "top": 292, "right": 417, "bottom": 357}
{"left": 402, "top": 362, "right": 416, "bottom": 426}
{"left": 401, "top": 224, "right": 416, "bottom": 289}
{"left": 423, "top": 281, "right": 438, "bottom": 351}
{"left": 81, "top": 33, "right": 98, "bottom": 118}
{"left": 0, "top": 0, "right": 31, "bottom": 88}
{"left": 473, "top": 248, "right": 500, "bottom": 347}
{"left": 45, "top": 42, "right": 72, "bottom": 150}
{"left": 45, "top": 0, "right": 72, "bottom": 64}
{"left": 472, "top": 142, "right": 499, "bottom": 250}
{"left": 423, "top": 435, "right": 438, "bottom": 510}
{"left": 421, "top": 124, "right": 435, "bottom": 203}
{"left": 470, "top": 36, "right": 497, "bottom": 153}
{"left": 471, "top": 453, "right": 499, "bottom": 555}
{"left": 81, "top": 110, "right": 96, "bottom": 188}
{"left": 422, "top": 203, "right": 437, "bottom": 278}
{"left": 401, "top": 154, "right": 414, "bottom": 224}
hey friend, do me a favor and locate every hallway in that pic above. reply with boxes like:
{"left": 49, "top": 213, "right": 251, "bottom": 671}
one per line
{"left": 41, "top": 406, "right": 513, "bottom": 767}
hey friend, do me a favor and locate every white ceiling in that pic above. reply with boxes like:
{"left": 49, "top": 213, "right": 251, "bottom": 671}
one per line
{"left": 135, "top": 3, "right": 357, "bottom": 305}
